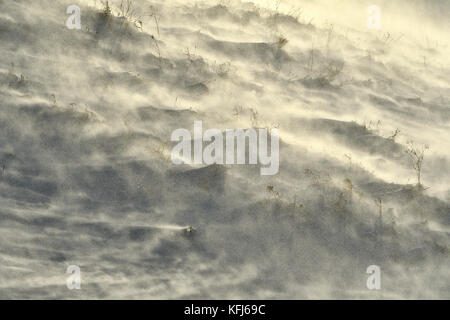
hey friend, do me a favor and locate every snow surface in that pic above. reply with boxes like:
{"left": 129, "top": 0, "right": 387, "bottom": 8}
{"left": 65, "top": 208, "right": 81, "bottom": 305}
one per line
{"left": 0, "top": 0, "right": 448, "bottom": 299}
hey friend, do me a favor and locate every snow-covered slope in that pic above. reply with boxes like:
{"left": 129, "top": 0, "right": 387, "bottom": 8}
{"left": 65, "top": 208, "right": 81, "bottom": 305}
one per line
{"left": 0, "top": 0, "right": 448, "bottom": 299}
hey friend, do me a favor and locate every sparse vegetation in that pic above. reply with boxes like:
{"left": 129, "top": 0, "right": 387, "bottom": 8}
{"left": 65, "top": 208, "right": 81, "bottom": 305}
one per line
{"left": 213, "top": 61, "right": 231, "bottom": 78}
{"left": 308, "top": 41, "right": 315, "bottom": 75}
{"left": 117, "top": 0, "right": 143, "bottom": 31}
{"left": 249, "top": 108, "right": 259, "bottom": 127}
{"left": 363, "top": 119, "right": 381, "bottom": 133}
{"left": 99, "top": 0, "right": 160, "bottom": 35}
{"left": 99, "top": 1, "right": 163, "bottom": 67}
{"left": 232, "top": 105, "right": 244, "bottom": 119}
{"left": 6, "top": 70, "right": 26, "bottom": 89}
{"left": 378, "top": 31, "right": 403, "bottom": 47}
{"left": 184, "top": 46, "right": 201, "bottom": 72}
{"left": 276, "top": 36, "right": 288, "bottom": 49}
{"left": 153, "top": 141, "right": 171, "bottom": 162}
{"left": 344, "top": 154, "right": 352, "bottom": 170}
{"left": 321, "top": 61, "right": 344, "bottom": 83}
{"left": 101, "top": 1, "right": 112, "bottom": 18}
{"left": 302, "top": 60, "right": 344, "bottom": 88}
{"left": 387, "top": 128, "right": 401, "bottom": 142}
{"left": 265, "top": 121, "right": 280, "bottom": 131}
{"left": 336, "top": 191, "right": 348, "bottom": 212}
{"left": 343, "top": 178, "right": 353, "bottom": 196}
{"left": 147, "top": 5, "right": 161, "bottom": 36}
{"left": 405, "top": 141, "right": 429, "bottom": 188}
{"left": 291, "top": 195, "right": 303, "bottom": 210}
{"left": 374, "top": 198, "right": 383, "bottom": 229}
{"left": 264, "top": 185, "right": 281, "bottom": 206}
{"left": 151, "top": 35, "right": 162, "bottom": 69}
{"left": 304, "top": 168, "right": 332, "bottom": 193}
{"left": 324, "top": 23, "right": 334, "bottom": 58}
